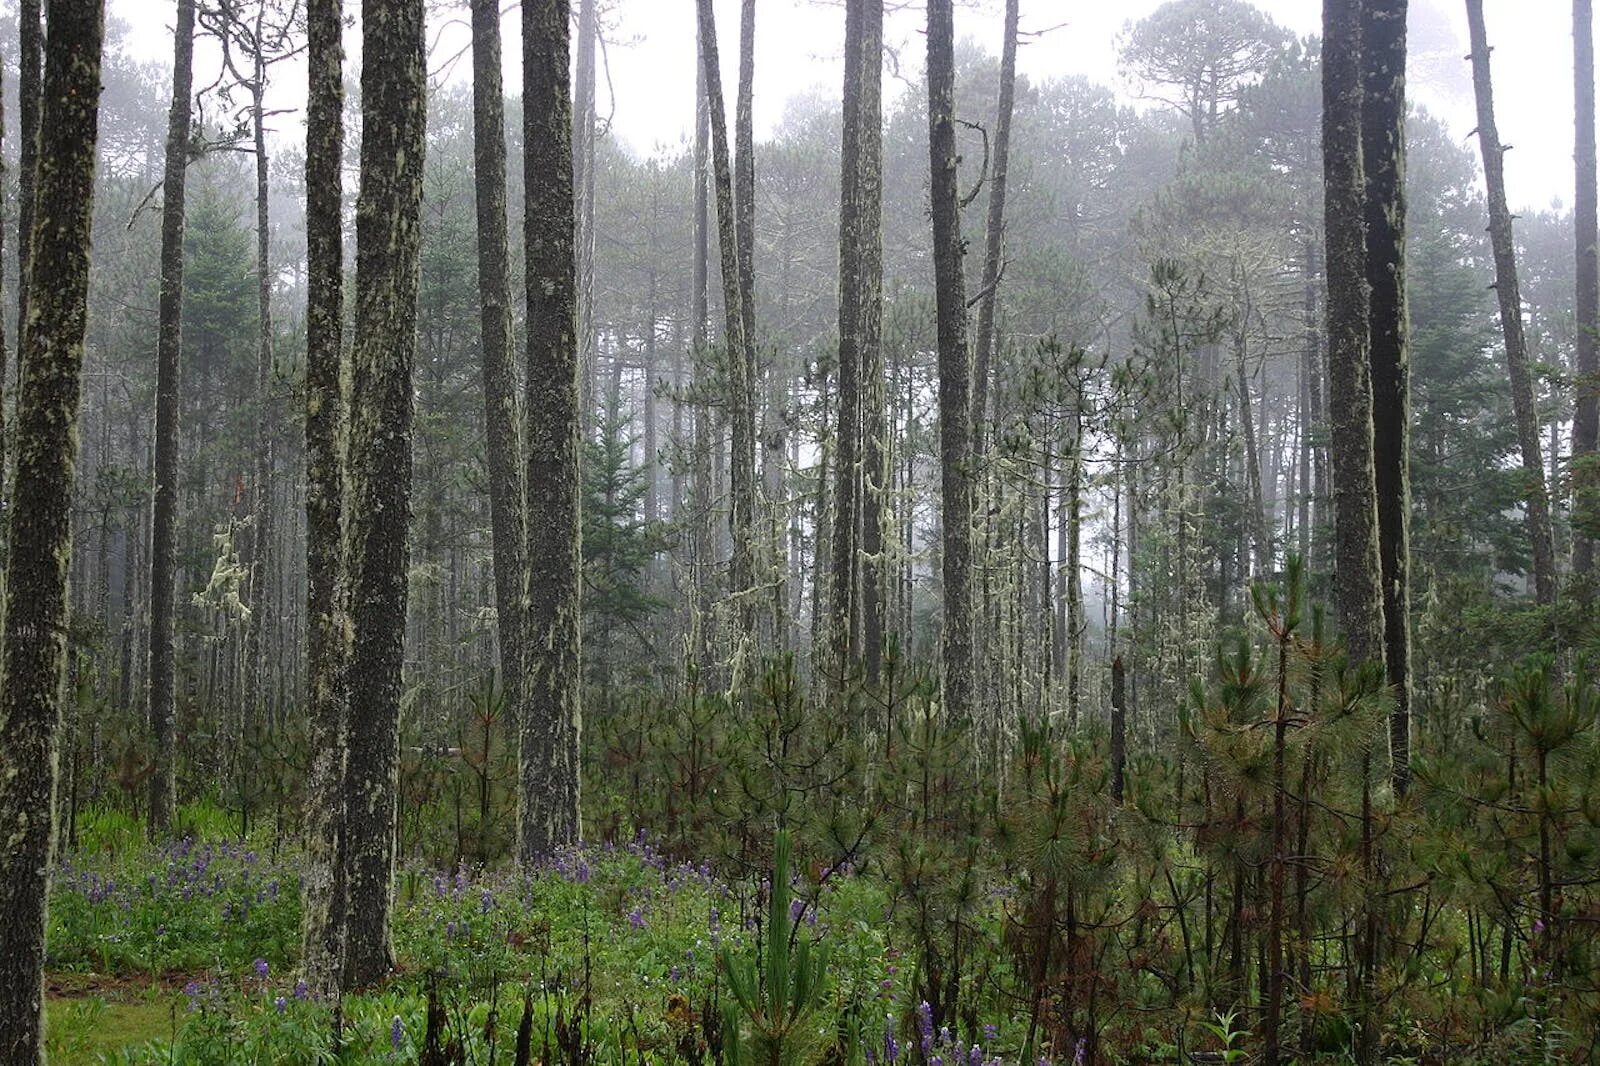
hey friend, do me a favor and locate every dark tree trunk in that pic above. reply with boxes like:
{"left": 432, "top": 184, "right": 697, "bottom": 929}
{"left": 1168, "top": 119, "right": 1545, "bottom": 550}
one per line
{"left": 1362, "top": 0, "right": 1412, "bottom": 795}
{"left": 1574, "top": 0, "right": 1599, "bottom": 581}
{"left": 520, "top": 0, "right": 583, "bottom": 859}
{"left": 1465, "top": 0, "right": 1560, "bottom": 607}
{"left": 1110, "top": 656, "right": 1127, "bottom": 804}
{"left": 148, "top": 0, "right": 197, "bottom": 839}
{"left": 0, "top": 3, "right": 104, "bottom": 1059}
{"left": 927, "top": 0, "right": 975, "bottom": 726}
{"left": 972, "top": 0, "right": 1019, "bottom": 460}
{"left": 472, "top": 0, "right": 526, "bottom": 720}
{"left": 695, "top": 0, "right": 757, "bottom": 607}
{"left": 1321, "top": 0, "right": 1385, "bottom": 668}
{"left": 300, "top": 0, "right": 347, "bottom": 997}
{"left": 0, "top": 46, "right": 8, "bottom": 528}
{"left": 13, "top": 0, "right": 42, "bottom": 367}
{"left": 690, "top": 39, "right": 713, "bottom": 670}
{"left": 341, "top": 0, "right": 427, "bottom": 990}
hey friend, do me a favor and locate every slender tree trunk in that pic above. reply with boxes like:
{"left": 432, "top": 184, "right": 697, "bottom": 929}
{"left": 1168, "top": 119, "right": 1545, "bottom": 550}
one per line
{"left": 244, "top": 42, "right": 276, "bottom": 742}
{"left": 520, "top": 0, "right": 583, "bottom": 859}
{"left": 148, "top": 0, "right": 197, "bottom": 839}
{"left": 1363, "top": 0, "right": 1413, "bottom": 795}
{"left": 690, "top": 41, "right": 713, "bottom": 670}
{"left": 0, "top": 49, "right": 8, "bottom": 534}
{"left": 341, "top": 0, "right": 426, "bottom": 989}
{"left": 574, "top": 0, "right": 597, "bottom": 436}
{"left": 972, "top": 0, "right": 1019, "bottom": 460}
{"left": 0, "top": 3, "right": 103, "bottom": 1058}
{"left": 472, "top": 0, "right": 526, "bottom": 717}
{"left": 927, "top": 0, "right": 975, "bottom": 726}
{"left": 300, "top": 0, "right": 347, "bottom": 997}
{"left": 696, "top": 0, "right": 757, "bottom": 608}
{"left": 831, "top": 0, "right": 867, "bottom": 670}
{"left": 858, "top": 0, "right": 887, "bottom": 684}
{"left": 1574, "top": 0, "right": 1599, "bottom": 581}
{"left": 1465, "top": 0, "right": 1559, "bottom": 607}
{"left": 1322, "top": 0, "right": 1385, "bottom": 667}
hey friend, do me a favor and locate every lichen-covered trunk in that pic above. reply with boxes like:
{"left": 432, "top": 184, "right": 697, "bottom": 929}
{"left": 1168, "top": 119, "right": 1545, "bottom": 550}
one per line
{"left": 472, "top": 0, "right": 526, "bottom": 719}
{"left": 1465, "top": 0, "right": 1559, "bottom": 607}
{"left": 341, "top": 0, "right": 426, "bottom": 990}
{"left": 857, "top": 0, "right": 887, "bottom": 685}
{"left": 831, "top": 0, "right": 867, "bottom": 671}
{"left": 148, "top": 0, "right": 197, "bottom": 839}
{"left": 972, "top": 0, "right": 1019, "bottom": 461}
{"left": 0, "top": 3, "right": 103, "bottom": 1059}
{"left": 1321, "top": 0, "right": 1384, "bottom": 668}
{"left": 927, "top": 0, "right": 975, "bottom": 727}
{"left": 574, "top": 0, "right": 597, "bottom": 435}
{"left": 0, "top": 54, "right": 9, "bottom": 530}
{"left": 520, "top": 0, "right": 583, "bottom": 860}
{"left": 1573, "top": 0, "right": 1599, "bottom": 580}
{"left": 13, "top": 0, "right": 42, "bottom": 367}
{"left": 696, "top": 0, "right": 757, "bottom": 610}
{"left": 299, "top": 0, "right": 347, "bottom": 997}
{"left": 1362, "top": 0, "right": 1413, "bottom": 795}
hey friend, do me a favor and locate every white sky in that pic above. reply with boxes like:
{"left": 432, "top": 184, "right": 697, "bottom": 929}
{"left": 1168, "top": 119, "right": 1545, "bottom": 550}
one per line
{"left": 110, "top": 0, "right": 1582, "bottom": 212}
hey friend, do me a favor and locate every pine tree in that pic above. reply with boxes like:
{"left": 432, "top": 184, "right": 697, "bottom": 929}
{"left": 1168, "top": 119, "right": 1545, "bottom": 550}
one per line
{"left": 341, "top": 0, "right": 427, "bottom": 988}
{"left": 0, "top": 1, "right": 105, "bottom": 1057}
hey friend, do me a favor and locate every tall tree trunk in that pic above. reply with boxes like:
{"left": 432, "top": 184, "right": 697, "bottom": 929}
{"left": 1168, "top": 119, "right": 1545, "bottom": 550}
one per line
{"left": 690, "top": 37, "right": 713, "bottom": 670}
{"left": 1322, "top": 0, "right": 1385, "bottom": 667}
{"left": 0, "top": 46, "right": 8, "bottom": 534}
{"left": 574, "top": 0, "right": 597, "bottom": 436}
{"left": 927, "top": 0, "right": 975, "bottom": 726}
{"left": 148, "top": 0, "right": 197, "bottom": 839}
{"left": 300, "top": 0, "right": 346, "bottom": 996}
{"left": 858, "top": 0, "right": 887, "bottom": 684}
{"left": 972, "top": 0, "right": 1019, "bottom": 460}
{"left": 13, "top": 0, "right": 42, "bottom": 373}
{"left": 520, "top": 0, "right": 583, "bottom": 859}
{"left": 1574, "top": 0, "right": 1600, "bottom": 582}
{"left": 831, "top": 0, "right": 867, "bottom": 671}
{"left": 244, "top": 32, "right": 276, "bottom": 745}
{"left": 1465, "top": 0, "right": 1559, "bottom": 607}
{"left": 1363, "top": 0, "right": 1413, "bottom": 795}
{"left": 341, "top": 0, "right": 426, "bottom": 989}
{"left": 695, "top": 0, "right": 757, "bottom": 608}
{"left": 0, "top": 3, "right": 103, "bottom": 1058}
{"left": 472, "top": 0, "right": 526, "bottom": 720}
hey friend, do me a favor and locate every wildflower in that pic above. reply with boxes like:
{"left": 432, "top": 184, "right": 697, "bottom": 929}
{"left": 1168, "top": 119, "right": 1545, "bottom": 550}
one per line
{"left": 1073, "top": 1037, "right": 1087, "bottom": 1066}
{"left": 917, "top": 1002, "right": 934, "bottom": 1053}
{"left": 790, "top": 897, "right": 805, "bottom": 924}
{"left": 274, "top": 996, "right": 287, "bottom": 1014}
{"left": 391, "top": 1015, "right": 404, "bottom": 1052}
{"left": 1534, "top": 918, "right": 1547, "bottom": 934}
{"left": 627, "top": 907, "right": 647, "bottom": 929}
{"left": 983, "top": 1024, "right": 998, "bottom": 1045}
{"left": 253, "top": 958, "right": 269, "bottom": 979}
{"left": 293, "top": 978, "right": 310, "bottom": 1001}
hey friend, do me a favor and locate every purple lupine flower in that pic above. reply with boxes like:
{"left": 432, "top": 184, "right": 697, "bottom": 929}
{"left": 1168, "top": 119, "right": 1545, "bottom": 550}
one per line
{"left": 1534, "top": 918, "right": 1547, "bottom": 934}
{"left": 669, "top": 966, "right": 682, "bottom": 983}
{"left": 917, "top": 1002, "right": 934, "bottom": 1053}
{"left": 576, "top": 860, "right": 592, "bottom": 884}
{"left": 1073, "top": 1037, "right": 1087, "bottom": 1066}
{"left": 883, "top": 1017, "right": 901, "bottom": 1064}
{"left": 627, "top": 907, "right": 647, "bottom": 929}
{"left": 790, "top": 897, "right": 805, "bottom": 924}
{"left": 480, "top": 890, "right": 494, "bottom": 914}
{"left": 983, "top": 1024, "right": 998, "bottom": 1045}
{"left": 253, "top": 958, "right": 269, "bottom": 979}
{"left": 274, "top": 996, "right": 287, "bottom": 1014}
{"left": 293, "top": 979, "right": 309, "bottom": 1001}
{"left": 969, "top": 1045, "right": 983, "bottom": 1066}
{"left": 391, "top": 1015, "right": 404, "bottom": 1051}
{"left": 939, "top": 1026, "right": 951, "bottom": 1047}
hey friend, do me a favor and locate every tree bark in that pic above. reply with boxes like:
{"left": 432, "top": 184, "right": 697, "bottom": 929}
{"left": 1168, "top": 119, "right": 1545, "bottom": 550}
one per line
{"left": 13, "top": 0, "right": 42, "bottom": 370}
{"left": 858, "top": 0, "right": 887, "bottom": 684}
{"left": 0, "top": 3, "right": 104, "bottom": 1058}
{"left": 1322, "top": 0, "right": 1385, "bottom": 668}
{"left": 341, "top": 0, "right": 427, "bottom": 989}
{"left": 695, "top": 0, "right": 757, "bottom": 609}
{"left": 574, "top": 0, "right": 597, "bottom": 435}
{"left": 472, "top": 0, "right": 526, "bottom": 721}
{"left": 1465, "top": 0, "right": 1559, "bottom": 607}
{"left": 927, "top": 0, "right": 975, "bottom": 726}
{"left": 831, "top": 0, "right": 867, "bottom": 671}
{"left": 148, "top": 0, "right": 197, "bottom": 839}
{"left": 1363, "top": 0, "right": 1412, "bottom": 795}
{"left": 300, "top": 0, "right": 347, "bottom": 997}
{"left": 1574, "top": 0, "right": 1599, "bottom": 581}
{"left": 520, "top": 0, "right": 583, "bottom": 859}
{"left": 972, "top": 0, "right": 1019, "bottom": 460}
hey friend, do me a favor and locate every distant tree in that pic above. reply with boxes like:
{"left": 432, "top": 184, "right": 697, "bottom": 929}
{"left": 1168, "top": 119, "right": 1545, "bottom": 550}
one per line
{"left": 1573, "top": 0, "right": 1599, "bottom": 581}
{"left": 1121, "top": 0, "right": 1290, "bottom": 144}
{"left": 341, "top": 0, "right": 427, "bottom": 988}
{"left": 0, "top": 0, "right": 105, "bottom": 1058}
{"left": 1465, "top": 0, "right": 1559, "bottom": 607}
